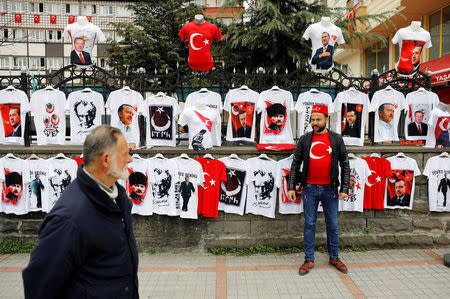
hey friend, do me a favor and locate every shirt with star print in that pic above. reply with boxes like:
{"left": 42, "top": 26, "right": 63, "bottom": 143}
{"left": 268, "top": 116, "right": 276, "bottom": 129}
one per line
{"left": 306, "top": 132, "right": 333, "bottom": 185}
{"left": 362, "top": 156, "right": 392, "bottom": 209}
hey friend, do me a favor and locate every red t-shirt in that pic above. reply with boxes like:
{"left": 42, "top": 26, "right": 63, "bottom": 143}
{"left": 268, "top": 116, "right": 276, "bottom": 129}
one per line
{"left": 362, "top": 156, "right": 392, "bottom": 209}
{"left": 306, "top": 132, "right": 332, "bottom": 185}
{"left": 73, "top": 156, "right": 83, "bottom": 166}
{"left": 179, "top": 21, "right": 222, "bottom": 71}
{"left": 194, "top": 157, "right": 227, "bottom": 217}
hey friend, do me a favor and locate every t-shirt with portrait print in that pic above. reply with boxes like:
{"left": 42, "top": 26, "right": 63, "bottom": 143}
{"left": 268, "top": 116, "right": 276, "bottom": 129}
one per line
{"left": 64, "top": 22, "right": 106, "bottom": 66}
{"left": 423, "top": 155, "right": 450, "bottom": 212}
{"left": 178, "top": 107, "right": 220, "bottom": 150}
{"left": 25, "top": 158, "right": 54, "bottom": 212}
{"left": 425, "top": 108, "right": 450, "bottom": 149}
{"left": 125, "top": 156, "right": 152, "bottom": 216}
{"left": 276, "top": 156, "right": 303, "bottom": 214}
{"left": 340, "top": 157, "right": 371, "bottom": 212}
{"left": 30, "top": 88, "right": 67, "bottom": 145}
{"left": 0, "top": 88, "right": 30, "bottom": 145}
{"left": 404, "top": 89, "right": 439, "bottom": 141}
{"left": 46, "top": 157, "right": 78, "bottom": 212}
{"left": 1, "top": 156, "right": 30, "bottom": 215}
{"left": 106, "top": 89, "right": 144, "bottom": 146}
{"left": 295, "top": 90, "right": 333, "bottom": 137}
{"left": 66, "top": 90, "right": 104, "bottom": 144}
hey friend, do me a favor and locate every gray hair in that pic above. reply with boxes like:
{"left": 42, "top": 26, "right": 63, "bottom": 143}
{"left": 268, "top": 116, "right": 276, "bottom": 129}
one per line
{"left": 83, "top": 125, "right": 123, "bottom": 166}
{"left": 378, "top": 103, "right": 394, "bottom": 113}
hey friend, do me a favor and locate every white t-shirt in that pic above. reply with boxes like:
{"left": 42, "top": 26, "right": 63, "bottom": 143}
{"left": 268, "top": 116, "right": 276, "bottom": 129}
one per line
{"left": 333, "top": 89, "right": 370, "bottom": 146}
{"left": 64, "top": 22, "right": 106, "bottom": 66}
{"left": 224, "top": 87, "right": 259, "bottom": 142}
{"left": 66, "top": 90, "right": 104, "bottom": 144}
{"left": 30, "top": 88, "right": 67, "bottom": 145}
{"left": 303, "top": 21, "right": 345, "bottom": 73}
{"left": 245, "top": 157, "right": 278, "bottom": 218}
{"left": 385, "top": 156, "right": 420, "bottom": 210}
{"left": 218, "top": 157, "right": 248, "bottom": 215}
{"left": 148, "top": 156, "right": 179, "bottom": 216}
{"left": 0, "top": 159, "right": 3, "bottom": 213}
{"left": 295, "top": 90, "right": 333, "bottom": 137}
{"left": 25, "top": 159, "right": 54, "bottom": 212}
{"left": 1, "top": 156, "right": 31, "bottom": 215}
{"left": 425, "top": 108, "right": 450, "bottom": 148}
{"left": 125, "top": 157, "right": 152, "bottom": 216}
{"left": 106, "top": 89, "right": 144, "bottom": 145}
{"left": 185, "top": 90, "right": 223, "bottom": 146}
{"left": 404, "top": 90, "right": 440, "bottom": 141}
{"left": 257, "top": 88, "right": 294, "bottom": 144}
{"left": 392, "top": 26, "right": 432, "bottom": 76}
{"left": 340, "top": 157, "right": 371, "bottom": 212}
{"left": 276, "top": 156, "right": 303, "bottom": 214}
{"left": 178, "top": 107, "right": 220, "bottom": 150}
{"left": 423, "top": 155, "right": 450, "bottom": 212}
{"left": 0, "top": 88, "right": 30, "bottom": 145}
{"left": 171, "top": 157, "right": 204, "bottom": 219}
{"left": 370, "top": 88, "right": 406, "bottom": 142}
{"left": 46, "top": 157, "right": 78, "bottom": 212}
{"left": 143, "top": 95, "right": 180, "bottom": 147}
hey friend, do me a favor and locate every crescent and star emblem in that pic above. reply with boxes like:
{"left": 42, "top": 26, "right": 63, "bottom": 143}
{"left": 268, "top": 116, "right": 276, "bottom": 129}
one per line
{"left": 151, "top": 114, "right": 171, "bottom": 132}
{"left": 438, "top": 117, "right": 450, "bottom": 132}
{"left": 221, "top": 180, "right": 242, "bottom": 197}
{"left": 203, "top": 172, "right": 215, "bottom": 189}
{"left": 309, "top": 141, "right": 332, "bottom": 160}
{"left": 189, "top": 33, "right": 209, "bottom": 51}
{"left": 366, "top": 170, "right": 381, "bottom": 187}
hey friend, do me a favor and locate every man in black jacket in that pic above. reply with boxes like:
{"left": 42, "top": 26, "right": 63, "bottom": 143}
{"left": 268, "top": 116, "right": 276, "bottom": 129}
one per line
{"left": 23, "top": 125, "right": 139, "bottom": 299}
{"left": 438, "top": 173, "right": 450, "bottom": 206}
{"left": 288, "top": 104, "right": 350, "bottom": 276}
{"left": 180, "top": 176, "right": 195, "bottom": 212}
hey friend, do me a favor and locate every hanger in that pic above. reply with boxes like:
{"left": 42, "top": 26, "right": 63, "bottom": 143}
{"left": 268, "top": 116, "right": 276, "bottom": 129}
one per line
{"left": 44, "top": 85, "right": 54, "bottom": 90}
{"left": 348, "top": 87, "right": 356, "bottom": 92}
{"left": 154, "top": 153, "right": 166, "bottom": 159}
{"left": 122, "top": 86, "right": 131, "bottom": 91}
{"left": 370, "top": 153, "right": 380, "bottom": 158}
{"left": 131, "top": 153, "right": 142, "bottom": 159}
{"left": 438, "top": 152, "right": 449, "bottom": 158}
{"left": 179, "top": 153, "right": 190, "bottom": 159}
{"left": 156, "top": 91, "right": 165, "bottom": 97}
{"left": 199, "top": 88, "right": 208, "bottom": 93}
{"left": 204, "top": 153, "right": 214, "bottom": 159}
{"left": 287, "top": 153, "right": 294, "bottom": 159}
{"left": 309, "top": 88, "right": 320, "bottom": 93}
{"left": 28, "top": 154, "right": 39, "bottom": 160}
{"left": 385, "top": 85, "right": 393, "bottom": 91}
{"left": 395, "top": 152, "right": 407, "bottom": 158}
{"left": 5, "top": 153, "right": 17, "bottom": 159}
{"left": 55, "top": 153, "right": 66, "bottom": 159}
{"left": 239, "top": 85, "right": 249, "bottom": 90}
{"left": 5, "top": 85, "right": 15, "bottom": 91}
{"left": 228, "top": 154, "right": 242, "bottom": 160}
{"left": 82, "top": 87, "right": 92, "bottom": 92}
{"left": 271, "top": 86, "right": 280, "bottom": 91}
{"left": 417, "top": 87, "right": 426, "bottom": 92}
{"left": 258, "top": 153, "right": 274, "bottom": 161}
{"left": 348, "top": 153, "right": 357, "bottom": 159}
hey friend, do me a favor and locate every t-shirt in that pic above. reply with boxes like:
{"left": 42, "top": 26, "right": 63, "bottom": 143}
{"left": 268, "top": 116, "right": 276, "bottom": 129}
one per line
{"left": 425, "top": 108, "right": 450, "bottom": 148}
{"left": 66, "top": 90, "right": 104, "bottom": 144}
{"left": 64, "top": 22, "right": 106, "bottom": 66}
{"left": 147, "top": 156, "right": 179, "bottom": 216}
{"left": 340, "top": 157, "right": 371, "bottom": 212}
{"left": 178, "top": 107, "right": 220, "bottom": 150}
{"left": 306, "top": 132, "right": 332, "bottom": 185}
{"left": 194, "top": 157, "right": 227, "bottom": 218}
{"left": 25, "top": 159, "right": 54, "bottom": 212}
{"left": 404, "top": 90, "right": 440, "bottom": 141}
{"left": 303, "top": 21, "right": 345, "bottom": 73}
{"left": 0, "top": 88, "right": 30, "bottom": 145}
{"left": 257, "top": 88, "right": 294, "bottom": 145}
{"left": 1, "top": 156, "right": 30, "bottom": 215}
{"left": 392, "top": 26, "right": 432, "bottom": 76}
{"left": 333, "top": 89, "right": 370, "bottom": 146}
{"left": 245, "top": 157, "right": 278, "bottom": 218}
{"left": 178, "top": 21, "right": 222, "bottom": 71}
{"left": 185, "top": 90, "right": 223, "bottom": 146}
{"left": 295, "top": 90, "right": 333, "bottom": 137}
{"left": 370, "top": 88, "right": 406, "bottom": 143}
{"left": 171, "top": 156, "right": 204, "bottom": 219}
{"left": 224, "top": 87, "right": 259, "bottom": 142}
{"left": 218, "top": 157, "right": 248, "bottom": 215}
{"left": 362, "top": 156, "right": 392, "bottom": 209}
{"left": 143, "top": 95, "right": 180, "bottom": 147}
{"left": 106, "top": 89, "right": 144, "bottom": 145}
{"left": 0, "top": 159, "right": 4, "bottom": 213}
{"left": 126, "top": 157, "right": 152, "bottom": 216}
{"left": 30, "top": 88, "right": 67, "bottom": 145}
{"left": 276, "top": 156, "right": 303, "bottom": 214}
{"left": 73, "top": 156, "right": 84, "bottom": 166}
{"left": 385, "top": 156, "right": 420, "bottom": 210}
{"left": 46, "top": 157, "right": 78, "bottom": 212}
{"left": 423, "top": 155, "right": 450, "bottom": 212}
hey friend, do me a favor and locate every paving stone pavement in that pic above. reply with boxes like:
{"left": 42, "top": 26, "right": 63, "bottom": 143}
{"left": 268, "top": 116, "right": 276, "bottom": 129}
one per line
{"left": 1, "top": 247, "right": 449, "bottom": 299}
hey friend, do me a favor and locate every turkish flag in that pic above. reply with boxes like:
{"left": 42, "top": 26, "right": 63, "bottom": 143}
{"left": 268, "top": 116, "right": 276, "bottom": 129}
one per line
{"left": 194, "top": 110, "right": 213, "bottom": 132}
{"left": 50, "top": 15, "right": 57, "bottom": 24}
{"left": 33, "top": 14, "right": 40, "bottom": 24}
{"left": 434, "top": 116, "right": 450, "bottom": 147}
{"left": 86, "top": 16, "right": 92, "bottom": 22}
{"left": 14, "top": 13, "right": 21, "bottom": 23}
{"left": 68, "top": 15, "right": 75, "bottom": 24}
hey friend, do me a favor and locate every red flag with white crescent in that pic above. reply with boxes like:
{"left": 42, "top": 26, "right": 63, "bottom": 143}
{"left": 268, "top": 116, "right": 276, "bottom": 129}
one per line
{"left": 50, "top": 15, "right": 57, "bottom": 24}
{"left": 14, "top": 13, "right": 22, "bottom": 23}
{"left": 33, "top": 14, "right": 40, "bottom": 24}
{"left": 86, "top": 16, "right": 92, "bottom": 22}
{"left": 68, "top": 15, "right": 75, "bottom": 24}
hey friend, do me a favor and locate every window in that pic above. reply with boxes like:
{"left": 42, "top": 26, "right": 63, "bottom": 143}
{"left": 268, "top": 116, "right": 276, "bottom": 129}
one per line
{"left": 0, "top": 2, "right": 7, "bottom": 13}
{"left": 47, "top": 57, "right": 63, "bottom": 69}
{"left": 30, "top": 57, "right": 45, "bottom": 69}
{"left": 81, "top": 4, "right": 91, "bottom": 15}
{"left": 0, "top": 57, "right": 10, "bottom": 69}
{"left": 47, "top": 3, "right": 61, "bottom": 14}
{"left": 30, "top": 3, "right": 44, "bottom": 13}
{"left": 216, "top": 18, "right": 232, "bottom": 26}
{"left": 29, "top": 29, "right": 45, "bottom": 42}
{"left": 65, "top": 4, "right": 78, "bottom": 15}
{"left": 48, "top": 30, "right": 62, "bottom": 42}
{"left": 11, "top": 2, "right": 26, "bottom": 13}
{"left": 117, "top": 6, "right": 132, "bottom": 17}
{"left": 13, "top": 29, "right": 27, "bottom": 41}
{"left": 0, "top": 29, "right": 9, "bottom": 40}
{"left": 13, "top": 57, "right": 27, "bottom": 69}
{"left": 103, "top": 31, "right": 114, "bottom": 41}
{"left": 99, "top": 5, "right": 113, "bottom": 16}
{"left": 429, "top": 6, "right": 450, "bottom": 60}
{"left": 64, "top": 57, "right": 71, "bottom": 66}
{"left": 365, "top": 43, "right": 389, "bottom": 75}
{"left": 192, "top": 0, "right": 206, "bottom": 7}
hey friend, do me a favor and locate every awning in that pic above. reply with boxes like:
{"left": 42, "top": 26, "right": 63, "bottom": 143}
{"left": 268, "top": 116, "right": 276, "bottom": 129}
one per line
{"left": 420, "top": 54, "right": 450, "bottom": 85}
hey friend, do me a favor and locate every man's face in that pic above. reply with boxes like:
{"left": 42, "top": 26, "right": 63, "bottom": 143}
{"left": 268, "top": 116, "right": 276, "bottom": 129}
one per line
{"left": 311, "top": 113, "right": 328, "bottom": 132}
{"left": 414, "top": 112, "right": 423, "bottom": 124}
{"left": 119, "top": 106, "right": 134, "bottom": 127}
{"left": 35, "top": 174, "right": 40, "bottom": 180}
{"left": 185, "top": 177, "right": 189, "bottom": 182}
{"left": 131, "top": 184, "right": 145, "bottom": 195}
{"left": 379, "top": 105, "right": 394, "bottom": 124}
{"left": 75, "top": 103, "right": 91, "bottom": 124}
{"left": 106, "top": 134, "right": 132, "bottom": 181}
{"left": 9, "top": 108, "right": 20, "bottom": 127}
{"left": 74, "top": 39, "right": 85, "bottom": 52}
{"left": 271, "top": 114, "right": 285, "bottom": 126}
{"left": 239, "top": 112, "right": 246, "bottom": 127}
{"left": 395, "top": 181, "right": 406, "bottom": 197}
{"left": 346, "top": 112, "right": 356, "bottom": 125}
{"left": 411, "top": 46, "right": 421, "bottom": 65}
{"left": 8, "top": 184, "right": 21, "bottom": 196}
{"left": 321, "top": 33, "right": 330, "bottom": 46}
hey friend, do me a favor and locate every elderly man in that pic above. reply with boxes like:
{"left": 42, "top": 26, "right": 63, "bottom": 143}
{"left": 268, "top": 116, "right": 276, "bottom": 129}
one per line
{"left": 23, "top": 125, "right": 139, "bottom": 299}
{"left": 341, "top": 110, "right": 359, "bottom": 138}
{"left": 409, "top": 44, "right": 423, "bottom": 75}
{"left": 117, "top": 104, "right": 137, "bottom": 148}
{"left": 376, "top": 103, "right": 396, "bottom": 140}
{"left": 70, "top": 37, "right": 92, "bottom": 65}
{"left": 408, "top": 110, "right": 428, "bottom": 136}
{"left": 388, "top": 180, "right": 410, "bottom": 207}
{"left": 8, "top": 107, "right": 21, "bottom": 137}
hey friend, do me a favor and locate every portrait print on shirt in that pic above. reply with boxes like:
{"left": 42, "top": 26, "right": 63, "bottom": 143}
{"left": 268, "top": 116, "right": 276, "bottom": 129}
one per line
{"left": 396, "top": 40, "right": 426, "bottom": 75}
{"left": 386, "top": 169, "right": 414, "bottom": 207}
{"left": 0, "top": 104, "right": 22, "bottom": 137}
{"left": 264, "top": 102, "right": 287, "bottom": 134}
{"left": 64, "top": 22, "right": 105, "bottom": 66}
{"left": 230, "top": 102, "right": 255, "bottom": 139}
{"left": 127, "top": 171, "right": 148, "bottom": 206}
{"left": 220, "top": 167, "right": 245, "bottom": 207}
{"left": 74, "top": 100, "right": 97, "bottom": 131}
{"left": 340, "top": 103, "right": 363, "bottom": 138}
{"left": 49, "top": 169, "right": 72, "bottom": 207}
{"left": 117, "top": 104, "right": 136, "bottom": 135}
{"left": 2, "top": 170, "right": 23, "bottom": 205}
{"left": 150, "top": 105, "right": 173, "bottom": 140}
{"left": 434, "top": 116, "right": 450, "bottom": 148}
{"left": 407, "top": 104, "right": 432, "bottom": 137}
{"left": 251, "top": 169, "right": 275, "bottom": 208}
{"left": 151, "top": 167, "right": 172, "bottom": 207}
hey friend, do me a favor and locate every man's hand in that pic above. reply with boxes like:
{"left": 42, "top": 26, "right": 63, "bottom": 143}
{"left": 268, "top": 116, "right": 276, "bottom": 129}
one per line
{"left": 287, "top": 190, "right": 296, "bottom": 202}
{"left": 320, "top": 52, "right": 331, "bottom": 57}
{"left": 338, "top": 193, "right": 348, "bottom": 201}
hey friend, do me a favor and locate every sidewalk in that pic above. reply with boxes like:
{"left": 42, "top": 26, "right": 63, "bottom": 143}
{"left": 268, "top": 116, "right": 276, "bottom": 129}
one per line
{"left": 1, "top": 247, "right": 449, "bottom": 299}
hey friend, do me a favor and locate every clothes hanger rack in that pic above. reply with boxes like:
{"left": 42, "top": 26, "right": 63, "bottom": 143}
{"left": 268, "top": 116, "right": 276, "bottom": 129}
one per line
{"left": 228, "top": 154, "right": 241, "bottom": 160}
{"left": 258, "top": 153, "right": 273, "bottom": 161}
{"left": 395, "top": 152, "right": 407, "bottom": 158}
{"left": 347, "top": 87, "right": 357, "bottom": 92}
{"left": 44, "top": 85, "right": 54, "bottom": 90}
{"left": 122, "top": 86, "right": 131, "bottom": 91}
{"left": 204, "top": 153, "right": 214, "bottom": 159}
{"left": 179, "top": 153, "right": 190, "bottom": 159}
{"left": 82, "top": 87, "right": 92, "bottom": 92}
{"left": 55, "top": 153, "right": 66, "bottom": 159}
{"left": 5, "top": 85, "right": 15, "bottom": 91}
{"left": 271, "top": 86, "right": 280, "bottom": 91}
{"left": 438, "top": 152, "right": 449, "bottom": 158}
{"left": 370, "top": 153, "right": 380, "bottom": 158}
{"left": 131, "top": 153, "right": 142, "bottom": 159}
{"left": 385, "top": 85, "right": 393, "bottom": 90}
{"left": 199, "top": 88, "right": 208, "bottom": 93}
{"left": 239, "top": 85, "right": 249, "bottom": 90}
{"left": 309, "top": 88, "right": 320, "bottom": 93}
{"left": 5, "top": 153, "right": 17, "bottom": 159}
{"left": 154, "top": 153, "right": 166, "bottom": 159}
{"left": 28, "top": 154, "right": 39, "bottom": 160}
{"left": 156, "top": 91, "right": 165, "bottom": 97}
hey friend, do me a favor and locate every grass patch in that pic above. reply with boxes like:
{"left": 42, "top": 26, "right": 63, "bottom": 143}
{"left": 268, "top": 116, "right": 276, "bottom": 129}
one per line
{"left": 363, "top": 227, "right": 371, "bottom": 234}
{"left": 0, "top": 237, "right": 36, "bottom": 254}
{"left": 208, "top": 245, "right": 303, "bottom": 256}
{"left": 147, "top": 248, "right": 157, "bottom": 255}
{"left": 340, "top": 245, "right": 368, "bottom": 252}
